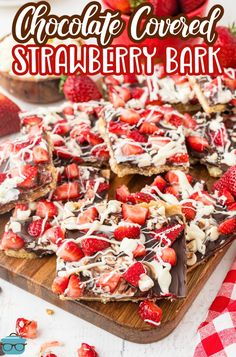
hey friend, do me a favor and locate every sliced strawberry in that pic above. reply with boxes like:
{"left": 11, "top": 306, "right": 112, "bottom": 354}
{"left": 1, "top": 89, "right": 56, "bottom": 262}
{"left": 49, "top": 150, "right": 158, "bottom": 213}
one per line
{"left": 65, "top": 163, "right": 80, "bottom": 179}
{"left": 130, "top": 192, "right": 153, "bottom": 204}
{"left": 181, "top": 202, "right": 196, "bottom": 221}
{"left": 109, "top": 121, "right": 128, "bottom": 136}
{"left": 0, "top": 173, "right": 7, "bottom": 184}
{"left": 223, "top": 77, "right": 236, "bottom": 90}
{"left": 87, "top": 132, "right": 103, "bottom": 146}
{"left": 97, "top": 182, "right": 109, "bottom": 193}
{"left": 27, "top": 219, "right": 51, "bottom": 238}
{"left": 63, "top": 106, "right": 74, "bottom": 116}
{"left": 53, "top": 121, "right": 70, "bottom": 136}
{"left": 218, "top": 188, "right": 235, "bottom": 206}
{"left": 16, "top": 318, "right": 38, "bottom": 339}
{"left": 128, "top": 130, "right": 147, "bottom": 143}
{"left": 78, "top": 343, "right": 98, "bottom": 357}
{"left": 13, "top": 204, "right": 28, "bottom": 218}
{"left": 218, "top": 217, "right": 236, "bottom": 235}
{"left": 138, "top": 300, "right": 162, "bottom": 326}
{"left": 122, "top": 143, "right": 144, "bottom": 156}
{"left": 182, "top": 113, "right": 197, "bottom": 129}
{"left": 36, "top": 200, "right": 58, "bottom": 218}
{"left": 114, "top": 224, "right": 140, "bottom": 241}
{"left": 1, "top": 231, "right": 25, "bottom": 250}
{"left": 165, "top": 185, "right": 180, "bottom": 198}
{"left": 116, "top": 185, "right": 131, "bottom": 203}
{"left": 139, "top": 122, "right": 158, "bottom": 134}
{"left": 96, "top": 272, "right": 121, "bottom": 293}
{"left": 123, "top": 262, "right": 146, "bottom": 287}
{"left": 210, "top": 128, "right": 225, "bottom": 146}
{"left": 33, "top": 146, "right": 49, "bottom": 163}
{"left": 165, "top": 171, "right": 179, "bottom": 184}
{"left": 43, "top": 226, "right": 65, "bottom": 245}
{"left": 159, "top": 247, "right": 177, "bottom": 265}
{"left": 66, "top": 274, "right": 84, "bottom": 299}
{"left": 51, "top": 134, "right": 65, "bottom": 146}
{"left": 154, "top": 223, "right": 185, "bottom": 246}
{"left": 213, "top": 166, "right": 236, "bottom": 198}
{"left": 131, "top": 87, "right": 145, "bottom": 99}
{"left": 22, "top": 115, "right": 43, "bottom": 126}
{"left": 109, "top": 88, "right": 125, "bottom": 108}
{"left": 186, "top": 136, "right": 209, "bottom": 153}
{"left": 133, "top": 243, "right": 146, "bottom": 258}
{"left": 105, "top": 75, "right": 120, "bottom": 86}
{"left": 114, "top": 86, "right": 131, "bottom": 102}
{"left": 190, "top": 191, "right": 214, "bottom": 206}
{"left": 52, "top": 182, "right": 80, "bottom": 201}
{"left": 168, "top": 153, "right": 189, "bottom": 164}
{"left": 57, "top": 241, "right": 84, "bottom": 262}
{"left": 167, "top": 114, "right": 183, "bottom": 127}
{"left": 122, "top": 204, "right": 149, "bottom": 225}
{"left": 82, "top": 236, "right": 110, "bottom": 256}
{"left": 120, "top": 109, "right": 140, "bottom": 125}
{"left": 77, "top": 207, "right": 98, "bottom": 225}
{"left": 52, "top": 276, "right": 69, "bottom": 295}
{"left": 91, "top": 145, "right": 110, "bottom": 160}
{"left": 17, "top": 165, "right": 38, "bottom": 189}
{"left": 152, "top": 176, "right": 167, "bottom": 191}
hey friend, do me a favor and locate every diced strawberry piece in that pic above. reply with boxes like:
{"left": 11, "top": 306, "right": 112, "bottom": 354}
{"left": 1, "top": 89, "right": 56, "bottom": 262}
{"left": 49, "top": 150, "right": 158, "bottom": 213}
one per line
{"left": 16, "top": 318, "right": 38, "bottom": 339}
{"left": 36, "top": 200, "right": 58, "bottom": 218}
{"left": 165, "top": 185, "right": 180, "bottom": 198}
{"left": 43, "top": 226, "right": 65, "bottom": 245}
{"left": 138, "top": 300, "right": 162, "bottom": 327}
{"left": 154, "top": 223, "right": 185, "bottom": 246}
{"left": 123, "top": 262, "right": 146, "bottom": 287}
{"left": 114, "top": 224, "right": 140, "bottom": 241}
{"left": 17, "top": 165, "right": 38, "bottom": 189}
{"left": 53, "top": 122, "right": 70, "bottom": 135}
{"left": 152, "top": 176, "right": 167, "bottom": 191}
{"left": 122, "top": 143, "right": 144, "bottom": 156}
{"left": 114, "top": 86, "right": 131, "bottom": 102}
{"left": 109, "top": 121, "right": 128, "bottom": 136}
{"left": 223, "top": 77, "right": 236, "bottom": 90}
{"left": 51, "top": 134, "right": 65, "bottom": 146}
{"left": 87, "top": 132, "right": 103, "bottom": 146}
{"left": 122, "top": 204, "right": 149, "bottom": 225}
{"left": 13, "top": 204, "right": 28, "bottom": 218}
{"left": 82, "top": 236, "right": 110, "bottom": 256}
{"left": 27, "top": 219, "right": 51, "bottom": 238}
{"left": 22, "top": 115, "right": 42, "bottom": 126}
{"left": 66, "top": 274, "right": 84, "bottom": 299}
{"left": 218, "top": 188, "right": 235, "bottom": 206}
{"left": 139, "top": 122, "right": 158, "bottom": 134}
{"left": 116, "top": 185, "right": 131, "bottom": 203}
{"left": 33, "top": 146, "right": 49, "bottom": 163}
{"left": 52, "top": 276, "right": 69, "bottom": 295}
{"left": 182, "top": 113, "right": 197, "bottom": 129}
{"left": 210, "top": 128, "right": 225, "bottom": 146}
{"left": 213, "top": 166, "right": 236, "bottom": 198}
{"left": 96, "top": 272, "right": 121, "bottom": 293}
{"left": 168, "top": 114, "right": 183, "bottom": 127}
{"left": 57, "top": 241, "right": 84, "bottom": 262}
{"left": 168, "top": 153, "right": 189, "bottom": 164}
{"left": 165, "top": 171, "right": 179, "bottom": 184}
{"left": 128, "top": 130, "right": 147, "bottom": 143}
{"left": 78, "top": 343, "right": 98, "bottom": 357}
{"left": 0, "top": 173, "right": 7, "bottom": 184}
{"left": 109, "top": 88, "right": 125, "bottom": 108}
{"left": 91, "top": 145, "right": 110, "bottom": 160}
{"left": 181, "top": 202, "right": 196, "bottom": 221}
{"left": 63, "top": 106, "right": 74, "bottom": 116}
{"left": 52, "top": 182, "right": 80, "bottom": 201}
{"left": 186, "top": 136, "right": 209, "bottom": 152}
{"left": 131, "top": 87, "right": 145, "bottom": 99}
{"left": 190, "top": 191, "right": 214, "bottom": 206}
{"left": 77, "top": 207, "right": 98, "bottom": 225}
{"left": 130, "top": 192, "right": 153, "bottom": 204}
{"left": 133, "top": 243, "right": 146, "bottom": 258}
{"left": 65, "top": 163, "right": 80, "bottom": 179}
{"left": 0, "top": 231, "right": 25, "bottom": 250}
{"left": 97, "top": 182, "right": 109, "bottom": 193}
{"left": 105, "top": 75, "right": 120, "bottom": 86}
{"left": 218, "top": 217, "right": 236, "bottom": 235}
{"left": 159, "top": 247, "right": 177, "bottom": 265}
{"left": 120, "top": 109, "right": 140, "bottom": 125}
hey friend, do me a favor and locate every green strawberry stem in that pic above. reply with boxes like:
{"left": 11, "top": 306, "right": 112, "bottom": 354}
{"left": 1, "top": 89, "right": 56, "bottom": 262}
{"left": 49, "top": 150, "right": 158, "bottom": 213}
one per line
{"left": 229, "top": 22, "right": 236, "bottom": 37}
{"left": 59, "top": 75, "right": 68, "bottom": 93}
{"left": 130, "top": 0, "right": 145, "bottom": 11}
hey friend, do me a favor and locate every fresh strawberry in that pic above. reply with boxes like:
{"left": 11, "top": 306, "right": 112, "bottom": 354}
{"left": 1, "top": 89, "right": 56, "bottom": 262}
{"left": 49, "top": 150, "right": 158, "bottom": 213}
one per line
{"left": 131, "top": 87, "right": 145, "bottom": 99}
{"left": 167, "top": 114, "right": 183, "bottom": 127}
{"left": 181, "top": 202, "right": 196, "bottom": 221}
{"left": 63, "top": 106, "right": 74, "bottom": 116}
{"left": 32, "top": 146, "right": 49, "bottom": 163}
{"left": 123, "top": 262, "right": 146, "bottom": 287}
{"left": 108, "top": 87, "right": 125, "bottom": 108}
{"left": 122, "top": 204, "right": 149, "bottom": 225}
{"left": 190, "top": 191, "right": 214, "bottom": 206}
{"left": 122, "top": 143, "right": 144, "bottom": 156}
{"left": 116, "top": 185, "right": 131, "bottom": 203}
{"left": 123, "top": 74, "right": 138, "bottom": 83}
{"left": 154, "top": 223, "right": 185, "bottom": 245}
{"left": 66, "top": 274, "right": 84, "bottom": 298}
{"left": 168, "top": 153, "right": 189, "bottom": 164}
{"left": 130, "top": 192, "right": 153, "bottom": 203}
{"left": 22, "top": 115, "right": 42, "bottom": 126}
{"left": 63, "top": 75, "right": 102, "bottom": 103}
{"left": 165, "top": 185, "right": 180, "bottom": 198}
{"left": 212, "top": 26, "right": 236, "bottom": 68}
{"left": 114, "top": 224, "right": 140, "bottom": 241}
{"left": 0, "top": 172, "right": 7, "bottom": 184}
{"left": 138, "top": 300, "right": 162, "bottom": 327}
{"left": 27, "top": 219, "right": 51, "bottom": 237}
{"left": 36, "top": 200, "right": 58, "bottom": 218}
{"left": 96, "top": 272, "right": 121, "bottom": 293}
{"left": 186, "top": 136, "right": 209, "bottom": 152}
{"left": 43, "top": 226, "right": 65, "bottom": 245}
{"left": 210, "top": 128, "right": 225, "bottom": 147}
{"left": 13, "top": 204, "right": 28, "bottom": 218}
{"left": 97, "top": 182, "right": 110, "bottom": 193}
{"left": 182, "top": 113, "right": 197, "bottom": 129}
{"left": 218, "top": 188, "right": 235, "bottom": 206}
{"left": 57, "top": 241, "right": 84, "bottom": 262}
{"left": 45, "top": 354, "right": 58, "bottom": 357}
{"left": 218, "top": 217, "right": 236, "bottom": 235}
{"left": 16, "top": 318, "right": 38, "bottom": 339}
{"left": 0, "top": 231, "right": 25, "bottom": 250}
{"left": 52, "top": 276, "right": 69, "bottom": 295}
{"left": 120, "top": 108, "right": 140, "bottom": 125}
{"left": 139, "top": 122, "right": 158, "bottom": 134}
{"left": 86, "top": 132, "right": 104, "bottom": 146}
{"left": 0, "top": 93, "right": 20, "bottom": 137}
{"left": 52, "top": 182, "right": 80, "bottom": 201}
{"left": 65, "top": 163, "right": 80, "bottom": 179}
{"left": 78, "top": 343, "right": 98, "bottom": 357}
{"left": 53, "top": 122, "right": 70, "bottom": 136}
{"left": 113, "top": 86, "right": 131, "bottom": 102}
{"left": 77, "top": 207, "right": 99, "bottom": 225}
{"left": 105, "top": 75, "right": 120, "bottom": 86}
{"left": 17, "top": 165, "right": 38, "bottom": 189}
{"left": 213, "top": 166, "right": 236, "bottom": 198}
{"left": 178, "top": 0, "right": 205, "bottom": 14}
{"left": 152, "top": 176, "right": 167, "bottom": 191}
{"left": 133, "top": 243, "right": 146, "bottom": 258}
{"left": 223, "top": 76, "right": 236, "bottom": 90}
{"left": 109, "top": 121, "right": 128, "bottom": 136}
{"left": 159, "top": 247, "right": 177, "bottom": 265}
{"left": 91, "top": 145, "right": 110, "bottom": 160}
{"left": 82, "top": 236, "right": 110, "bottom": 256}
{"left": 51, "top": 134, "right": 65, "bottom": 146}
{"left": 128, "top": 130, "right": 147, "bottom": 142}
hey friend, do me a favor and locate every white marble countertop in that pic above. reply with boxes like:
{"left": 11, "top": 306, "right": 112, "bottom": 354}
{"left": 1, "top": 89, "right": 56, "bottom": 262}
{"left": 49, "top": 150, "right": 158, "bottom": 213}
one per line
{"left": 0, "top": 1, "right": 235, "bottom": 356}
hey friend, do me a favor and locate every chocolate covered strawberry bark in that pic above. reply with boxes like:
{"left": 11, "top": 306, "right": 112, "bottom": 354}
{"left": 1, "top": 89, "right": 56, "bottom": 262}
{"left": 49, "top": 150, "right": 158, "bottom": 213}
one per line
{"left": 0, "top": 165, "right": 110, "bottom": 258}
{"left": 52, "top": 199, "right": 186, "bottom": 302}
{"left": 99, "top": 105, "right": 190, "bottom": 177}
{"left": 21, "top": 102, "right": 110, "bottom": 167}
{"left": 0, "top": 132, "right": 56, "bottom": 214}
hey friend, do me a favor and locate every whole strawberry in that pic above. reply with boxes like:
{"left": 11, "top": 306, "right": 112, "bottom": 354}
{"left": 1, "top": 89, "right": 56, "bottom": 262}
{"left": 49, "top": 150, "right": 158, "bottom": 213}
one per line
{"left": 178, "top": 0, "right": 205, "bottom": 13}
{"left": 62, "top": 75, "right": 102, "bottom": 103}
{"left": 105, "top": 0, "right": 178, "bottom": 15}
{"left": 213, "top": 25, "right": 236, "bottom": 68}
{"left": 0, "top": 93, "right": 20, "bottom": 137}
{"left": 214, "top": 166, "right": 236, "bottom": 198}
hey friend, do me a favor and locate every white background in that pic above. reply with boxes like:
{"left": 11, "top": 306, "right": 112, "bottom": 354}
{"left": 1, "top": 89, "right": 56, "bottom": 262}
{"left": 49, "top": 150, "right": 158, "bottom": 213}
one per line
{"left": 0, "top": 1, "right": 235, "bottom": 356}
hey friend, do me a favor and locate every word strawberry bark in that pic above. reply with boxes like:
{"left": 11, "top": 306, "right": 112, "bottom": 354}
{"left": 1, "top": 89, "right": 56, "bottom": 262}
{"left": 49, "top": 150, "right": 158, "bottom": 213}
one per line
{"left": 99, "top": 105, "right": 190, "bottom": 177}
{"left": 116, "top": 170, "right": 236, "bottom": 268}
{"left": 52, "top": 200, "right": 186, "bottom": 302}
{"left": 189, "top": 69, "right": 236, "bottom": 113}
{"left": 0, "top": 132, "right": 56, "bottom": 214}
{"left": 20, "top": 101, "right": 109, "bottom": 167}
{"left": 0, "top": 165, "right": 110, "bottom": 259}
{"left": 186, "top": 112, "right": 236, "bottom": 177}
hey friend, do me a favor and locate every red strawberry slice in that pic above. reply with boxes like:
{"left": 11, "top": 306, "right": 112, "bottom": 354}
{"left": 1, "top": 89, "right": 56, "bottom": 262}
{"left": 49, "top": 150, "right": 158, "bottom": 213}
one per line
{"left": 52, "top": 182, "right": 80, "bottom": 201}
{"left": 109, "top": 88, "right": 125, "bottom": 108}
{"left": 87, "top": 132, "right": 104, "bottom": 146}
{"left": 152, "top": 176, "right": 167, "bottom": 191}
{"left": 159, "top": 247, "right": 177, "bottom": 265}
{"left": 17, "top": 165, "right": 38, "bottom": 189}
{"left": 22, "top": 115, "right": 43, "bottom": 126}
{"left": 65, "top": 163, "right": 80, "bottom": 179}
{"left": 139, "top": 122, "right": 158, "bottom": 134}
{"left": 33, "top": 146, "right": 49, "bottom": 163}
{"left": 63, "top": 106, "right": 74, "bottom": 116}
{"left": 51, "top": 134, "right": 65, "bottom": 146}
{"left": 13, "top": 204, "right": 28, "bottom": 217}
{"left": 186, "top": 136, "right": 209, "bottom": 152}
{"left": 218, "top": 188, "right": 235, "bottom": 206}
{"left": 154, "top": 223, "right": 185, "bottom": 245}
{"left": 52, "top": 276, "right": 69, "bottom": 295}
{"left": 0, "top": 172, "right": 7, "bottom": 184}
{"left": 27, "top": 219, "right": 51, "bottom": 238}
{"left": 78, "top": 343, "right": 98, "bottom": 357}
{"left": 165, "top": 185, "right": 180, "bottom": 198}
{"left": 133, "top": 243, "right": 146, "bottom": 258}
{"left": 116, "top": 185, "right": 131, "bottom": 203}
{"left": 0, "top": 231, "right": 25, "bottom": 250}
{"left": 123, "top": 262, "right": 146, "bottom": 287}
{"left": 97, "top": 182, "right": 110, "bottom": 193}
{"left": 57, "top": 241, "right": 84, "bottom": 262}
{"left": 16, "top": 318, "right": 38, "bottom": 339}
{"left": 213, "top": 166, "right": 236, "bottom": 198}
{"left": 122, "top": 143, "right": 144, "bottom": 156}
{"left": 77, "top": 207, "right": 99, "bottom": 225}
{"left": 138, "top": 300, "right": 162, "bottom": 327}
{"left": 120, "top": 109, "right": 140, "bottom": 125}
{"left": 131, "top": 87, "right": 145, "bottom": 99}
{"left": 66, "top": 274, "right": 84, "bottom": 299}
{"left": 114, "top": 224, "right": 140, "bottom": 241}
{"left": 130, "top": 192, "right": 153, "bottom": 204}
{"left": 168, "top": 153, "right": 189, "bottom": 164}
{"left": 218, "top": 217, "right": 236, "bottom": 235}
{"left": 181, "top": 202, "right": 196, "bottom": 221}
{"left": 53, "top": 122, "right": 70, "bottom": 136}
{"left": 109, "top": 121, "right": 128, "bottom": 136}
{"left": 114, "top": 86, "right": 131, "bottom": 102}
{"left": 122, "top": 204, "right": 149, "bottom": 225}
{"left": 105, "top": 75, "right": 120, "bottom": 86}
{"left": 36, "top": 200, "right": 58, "bottom": 218}
{"left": 223, "top": 76, "right": 236, "bottom": 90}
{"left": 128, "top": 130, "right": 147, "bottom": 143}
{"left": 82, "top": 236, "right": 110, "bottom": 256}
{"left": 190, "top": 191, "right": 214, "bottom": 206}
{"left": 182, "top": 113, "right": 197, "bottom": 129}
{"left": 91, "top": 145, "right": 110, "bottom": 160}
{"left": 43, "top": 226, "right": 65, "bottom": 245}
{"left": 167, "top": 114, "right": 183, "bottom": 127}
{"left": 96, "top": 272, "right": 121, "bottom": 293}
{"left": 210, "top": 128, "right": 225, "bottom": 147}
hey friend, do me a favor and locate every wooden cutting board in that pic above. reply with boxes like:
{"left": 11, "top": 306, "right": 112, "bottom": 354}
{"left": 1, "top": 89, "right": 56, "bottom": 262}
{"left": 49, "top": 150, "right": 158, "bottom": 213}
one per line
{"left": 0, "top": 166, "right": 232, "bottom": 343}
